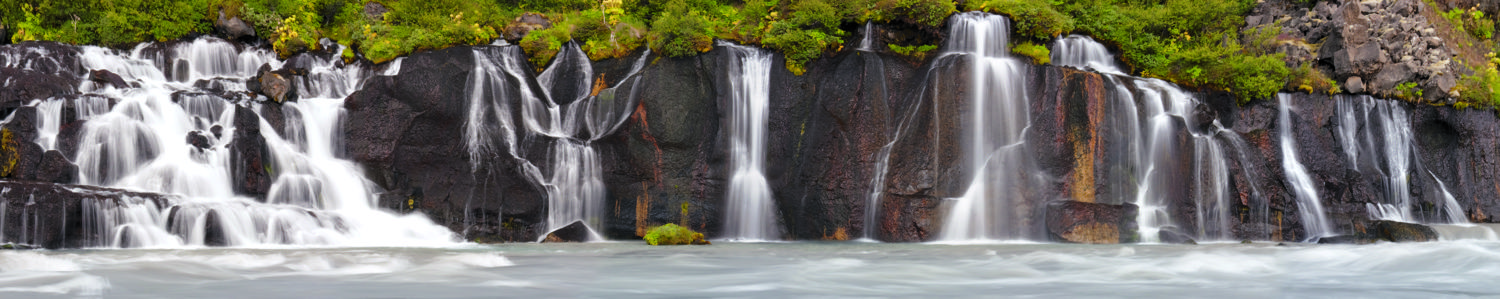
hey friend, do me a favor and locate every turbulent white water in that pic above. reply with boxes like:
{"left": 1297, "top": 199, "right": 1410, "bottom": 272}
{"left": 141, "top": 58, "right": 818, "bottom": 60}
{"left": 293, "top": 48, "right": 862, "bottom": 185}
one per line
{"left": 6, "top": 242, "right": 1500, "bottom": 298}
{"left": 937, "top": 13, "right": 1034, "bottom": 242}
{"left": 9, "top": 37, "right": 456, "bottom": 248}
{"left": 857, "top": 22, "right": 877, "bottom": 52}
{"left": 719, "top": 41, "right": 781, "bottom": 241}
{"left": 1278, "top": 94, "right": 1334, "bottom": 239}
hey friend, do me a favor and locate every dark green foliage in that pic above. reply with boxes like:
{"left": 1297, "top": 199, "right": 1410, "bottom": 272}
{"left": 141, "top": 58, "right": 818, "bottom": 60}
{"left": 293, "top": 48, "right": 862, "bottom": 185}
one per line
{"left": 647, "top": 0, "right": 715, "bottom": 57}
{"left": 870, "top": 0, "right": 956, "bottom": 28}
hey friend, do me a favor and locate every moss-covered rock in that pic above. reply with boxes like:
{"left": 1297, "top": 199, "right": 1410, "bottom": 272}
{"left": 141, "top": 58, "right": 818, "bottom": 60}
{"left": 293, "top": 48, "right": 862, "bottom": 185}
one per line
{"left": 644, "top": 224, "right": 709, "bottom": 245}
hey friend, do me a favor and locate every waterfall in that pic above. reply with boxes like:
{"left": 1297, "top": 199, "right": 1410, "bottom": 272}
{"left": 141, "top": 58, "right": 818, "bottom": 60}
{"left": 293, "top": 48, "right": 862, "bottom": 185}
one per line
{"left": 936, "top": 12, "right": 1033, "bottom": 242}
{"left": 1333, "top": 95, "right": 1467, "bottom": 224}
{"left": 465, "top": 43, "right": 644, "bottom": 241}
{"left": 858, "top": 22, "right": 876, "bottom": 52}
{"left": 1055, "top": 35, "right": 1244, "bottom": 242}
{"left": 719, "top": 41, "right": 781, "bottom": 241}
{"left": 1052, "top": 35, "right": 1124, "bottom": 75}
{"left": 1278, "top": 94, "right": 1334, "bottom": 239}
{"left": 13, "top": 37, "right": 457, "bottom": 247}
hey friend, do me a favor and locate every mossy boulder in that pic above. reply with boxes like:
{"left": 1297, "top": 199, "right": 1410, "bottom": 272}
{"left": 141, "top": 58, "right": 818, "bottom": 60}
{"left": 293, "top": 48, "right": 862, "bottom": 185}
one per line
{"left": 644, "top": 224, "right": 709, "bottom": 245}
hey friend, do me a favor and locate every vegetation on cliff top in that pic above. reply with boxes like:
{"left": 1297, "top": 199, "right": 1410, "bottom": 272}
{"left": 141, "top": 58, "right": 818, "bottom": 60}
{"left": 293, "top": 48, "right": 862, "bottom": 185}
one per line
{"left": 0, "top": 0, "right": 1368, "bottom": 101}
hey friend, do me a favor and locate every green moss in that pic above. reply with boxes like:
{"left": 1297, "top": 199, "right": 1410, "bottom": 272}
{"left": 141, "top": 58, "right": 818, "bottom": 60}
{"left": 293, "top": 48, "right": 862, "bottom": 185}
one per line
{"left": 1011, "top": 41, "right": 1049, "bottom": 65}
{"left": 1395, "top": 82, "right": 1423, "bottom": 101}
{"left": 643, "top": 223, "right": 709, "bottom": 245}
{"left": 1442, "top": 6, "right": 1495, "bottom": 40}
{"left": 887, "top": 43, "right": 936, "bottom": 61}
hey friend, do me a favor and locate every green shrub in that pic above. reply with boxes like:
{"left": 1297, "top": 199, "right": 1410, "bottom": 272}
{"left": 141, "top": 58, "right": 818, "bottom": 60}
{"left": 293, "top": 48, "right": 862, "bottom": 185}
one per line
{"left": 647, "top": 0, "right": 715, "bottom": 57}
{"left": 1011, "top": 41, "right": 1049, "bottom": 64}
{"left": 643, "top": 223, "right": 709, "bottom": 245}
{"left": 1394, "top": 82, "right": 1423, "bottom": 101}
{"left": 1457, "top": 52, "right": 1500, "bottom": 107}
{"left": 1443, "top": 6, "right": 1495, "bottom": 40}
{"left": 870, "top": 0, "right": 956, "bottom": 28}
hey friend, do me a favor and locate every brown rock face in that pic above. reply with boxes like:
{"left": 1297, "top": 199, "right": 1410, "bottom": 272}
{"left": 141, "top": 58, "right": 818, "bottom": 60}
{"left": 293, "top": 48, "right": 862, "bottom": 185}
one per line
{"left": 1045, "top": 200, "right": 1139, "bottom": 244}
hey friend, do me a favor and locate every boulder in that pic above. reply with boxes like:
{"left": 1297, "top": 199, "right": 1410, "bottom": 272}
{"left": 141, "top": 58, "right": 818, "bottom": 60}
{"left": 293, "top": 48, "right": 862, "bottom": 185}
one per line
{"left": 1045, "top": 200, "right": 1139, "bottom": 244}
{"left": 89, "top": 69, "right": 128, "bottom": 89}
{"left": 1316, "top": 234, "right": 1379, "bottom": 244}
{"left": 541, "top": 220, "right": 594, "bottom": 243}
{"left": 363, "top": 1, "right": 389, "bottom": 21}
{"left": 214, "top": 11, "right": 256, "bottom": 41}
{"left": 1367, "top": 220, "right": 1438, "bottom": 242}
{"left": 1345, "top": 76, "right": 1365, "bottom": 94}
{"left": 253, "top": 68, "right": 298, "bottom": 103}
{"left": 504, "top": 13, "right": 552, "bottom": 41}
{"left": 187, "top": 131, "right": 211, "bottom": 150}
{"left": 228, "top": 105, "right": 271, "bottom": 198}
{"left": 1371, "top": 63, "right": 1414, "bottom": 94}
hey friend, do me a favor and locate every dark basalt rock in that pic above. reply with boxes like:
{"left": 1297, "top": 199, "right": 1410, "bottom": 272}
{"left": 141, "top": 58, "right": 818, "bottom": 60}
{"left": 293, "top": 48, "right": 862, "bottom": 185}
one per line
{"left": 363, "top": 1, "right": 389, "bottom": 21}
{"left": 187, "top": 131, "right": 211, "bottom": 150}
{"left": 203, "top": 210, "right": 229, "bottom": 247}
{"left": 252, "top": 67, "right": 298, "bottom": 103}
{"left": 1045, "top": 200, "right": 1139, "bottom": 244}
{"left": 596, "top": 47, "right": 725, "bottom": 240}
{"left": 0, "top": 181, "right": 175, "bottom": 249}
{"left": 229, "top": 105, "right": 271, "bottom": 199}
{"left": 542, "top": 220, "right": 593, "bottom": 243}
{"left": 89, "top": 69, "right": 129, "bottom": 89}
{"left": 1367, "top": 220, "right": 1438, "bottom": 242}
{"left": 346, "top": 46, "right": 547, "bottom": 242}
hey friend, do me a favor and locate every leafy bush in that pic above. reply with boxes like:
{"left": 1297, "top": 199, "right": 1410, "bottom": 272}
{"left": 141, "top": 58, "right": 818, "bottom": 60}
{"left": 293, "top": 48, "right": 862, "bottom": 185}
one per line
{"left": 643, "top": 223, "right": 709, "bottom": 245}
{"left": 647, "top": 0, "right": 715, "bottom": 57}
{"left": 1442, "top": 7, "right": 1495, "bottom": 40}
{"left": 870, "top": 0, "right": 956, "bottom": 28}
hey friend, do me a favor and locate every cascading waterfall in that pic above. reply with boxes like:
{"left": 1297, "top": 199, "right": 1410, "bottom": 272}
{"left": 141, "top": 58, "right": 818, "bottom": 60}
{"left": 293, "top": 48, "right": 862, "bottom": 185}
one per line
{"left": 719, "top": 42, "right": 781, "bottom": 241}
{"left": 464, "top": 43, "right": 644, "bottom": 241}
{"left": 15, "top": 37, "right": 456, "bottom": 248}
{"left": 1051, "top": 35, "right": 1124, "bottom": 75}
{"left": 1054, "top": 35, "right": 1244, "bottom": 241}
{"left": 1278, "top": 94, "right": 1334, "bottom": 239}
{"left": 1333, "top": 95, "right": 1467, "bottom": 224}
{"left": 858, "top": 22, "right": 877, "bottom": 52}
{"left": 937, "top": 13, "right": 1033, "bottom": 242}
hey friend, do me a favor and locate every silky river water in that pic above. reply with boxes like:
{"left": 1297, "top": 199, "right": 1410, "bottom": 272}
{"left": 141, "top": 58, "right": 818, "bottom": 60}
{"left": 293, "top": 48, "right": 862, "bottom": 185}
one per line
{"left": 3, "top": 241, "right": 1498, "bottom": 298}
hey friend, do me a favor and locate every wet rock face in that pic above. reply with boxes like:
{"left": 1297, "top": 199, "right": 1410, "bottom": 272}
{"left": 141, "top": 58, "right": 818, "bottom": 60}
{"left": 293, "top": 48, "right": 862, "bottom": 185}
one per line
{"left": 250, "top": 65, "right": 299, "bottom": 103}
{"left": 229, "top": 105, "right": 271, "bottom": 198}
{"left": 1249, "top": 0, "right": 1461, "bottom": 101}
{"left": 596, "top": 49, "right": 725, "bottom": 240}
{"left": 1045, "top": 200, "right": 1139, "bottom": 244}
{"left": 345, "top": 46, "right": 546, "bottom": 242}
{"left": 0, "top": 181, "right": 174, "bottom": 249}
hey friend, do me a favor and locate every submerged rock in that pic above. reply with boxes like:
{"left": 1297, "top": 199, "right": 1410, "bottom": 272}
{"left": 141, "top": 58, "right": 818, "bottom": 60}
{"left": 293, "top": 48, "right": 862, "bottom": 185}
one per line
{"left": 542, "top": 221, "right": 593, "bottom": 243}
{"left": 1045, "top": 200, "right": 1139, "bottom": 244}
{"left": 1367, "top": 220, "right": 1438, "bottom": 242}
